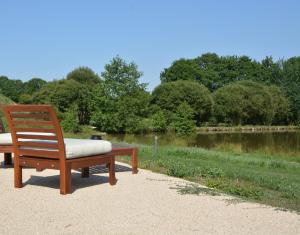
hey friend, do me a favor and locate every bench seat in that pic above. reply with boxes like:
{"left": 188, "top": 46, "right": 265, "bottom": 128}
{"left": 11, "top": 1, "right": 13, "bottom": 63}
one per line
{"left": 0, "top": 133, "right": 112, "bottom": 159}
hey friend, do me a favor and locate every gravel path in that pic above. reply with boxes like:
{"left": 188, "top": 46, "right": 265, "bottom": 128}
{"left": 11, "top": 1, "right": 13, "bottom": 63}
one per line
{"left": 0, "top": 157, "right": 299, "bottom": 234}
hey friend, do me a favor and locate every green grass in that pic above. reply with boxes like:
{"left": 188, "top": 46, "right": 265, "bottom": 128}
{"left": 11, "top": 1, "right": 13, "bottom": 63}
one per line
{"left": 117, "top": 145, "right": 300, "bottom": 212}
{"left": 66, "top": 127, "right": 300, "bottom": 212}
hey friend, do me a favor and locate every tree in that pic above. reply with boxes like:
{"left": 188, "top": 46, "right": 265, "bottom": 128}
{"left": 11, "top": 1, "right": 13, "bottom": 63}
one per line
{"left": 160, "top": 59, "right": 202, "bottom": 83}
{"left": 61, "top": 106, "right": 82, "bottom": 133}
{"left": 160, "top": 53, "right": 280, "bottom": 91}
{"left": 267, "top": 86, "right": 290, "bottom": 124}
{"left": 171, "top": 102, "right": 196, "bottom": 135}
{"left": 0, "top": 76, "right": 24, "bottom": 102}
{"left": 23, "top": 78, "right": 47, "bottom": 94}
{"left": 66, "top": 66, "right": 101, "bottom": 85}
{"left": 90, "top": 56, "right": 150, "bottom": 133}
{"left": 151, "top": 111, "right": 168, "bottom": 132}
{"left": 101, "top": 56, "right": 146, "bottom": 98}
{"left": 33, "top": 79, "right": 92, "bottom": 124}
{"left": 281, "top": 57, "right": 300, "bottom": 123}
{"left": 151, "top": 80, "right": 213, "bottom": 125}
{"left": 213, "top": 80, "right": 290, "bottom": 125}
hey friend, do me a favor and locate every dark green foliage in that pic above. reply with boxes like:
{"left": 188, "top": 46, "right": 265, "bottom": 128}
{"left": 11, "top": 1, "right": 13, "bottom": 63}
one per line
{"left": 19, "top": 94, "right": 33, "bottom": 104}
{"left": 171, "top": 102, "right": 196, "bottom": 135}
{"left": 160, "top": 59, "right": 202, "bottom": 83}
{"left": 281, "top": 57, "right": 300, "bottom": 122}
{"left": 0, "top": 53, "right": 299, "bottom": 132}
{"left": 161, "top": 53, "right": 288, "bottom": 91}
{"left": 90, "top": 57, "right": 150, "bottom": 133}
{"left": 213, "top": 80, "right": 290, "bottom": 125}
{"left": 0, "top": 76, "right": 24, "bottom": 102}
{"left": 151, "top": 80, "right": 213, "bottom": 125}
{"left": 66, "top": 66, "right": 101, "bottom": 85}
{"left": 33, "top": 79, "right": 92, "bottom": 124}
{"left": 101, "top": 56, "right": 146, "bottom": 98}
{"left": 151, "top": 111, "right": 168, "bottom": 132}
{"left": 23, "top": 78, "right": 47, "bottom": 94}
{"left": 61, "top": 106, "right": 82, "bottom": 133}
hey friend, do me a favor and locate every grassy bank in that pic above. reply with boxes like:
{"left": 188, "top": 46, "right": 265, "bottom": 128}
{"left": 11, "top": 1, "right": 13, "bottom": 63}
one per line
{"left": 65, "top": 128, "right": 300, "bottom": 212}
{"left": 118, "top": 145, "right": 300, "bottom": 212}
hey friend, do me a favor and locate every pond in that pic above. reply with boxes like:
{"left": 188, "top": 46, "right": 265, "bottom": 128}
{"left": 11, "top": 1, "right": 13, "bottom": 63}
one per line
{"left": 107, "top": 131, "right": 300, "bottom": 156}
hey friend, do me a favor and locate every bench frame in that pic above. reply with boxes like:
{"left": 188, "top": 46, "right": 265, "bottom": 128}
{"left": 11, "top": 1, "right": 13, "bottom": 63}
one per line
{"left": 2, "top": 105, "right": 116, "bottom": 195}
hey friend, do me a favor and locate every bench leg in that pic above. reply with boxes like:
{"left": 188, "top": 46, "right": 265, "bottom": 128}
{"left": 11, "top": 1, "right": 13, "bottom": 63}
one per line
{"left": 131, "top": 148, "right": 138, "bottom": 174}
{"left": 81, "top": 167, "right": 89, "bottom": 178}
{"left": 108, "top": 156, "right": 116, "bottom": 185}
{"left": 14, "top": 156, "right": 22, "bottom": 188}
{"left": 60, "top": 163, "right": 71, "bottom": 195}
{"left": 4, "top": 153, "right": 12, "bottom": 165}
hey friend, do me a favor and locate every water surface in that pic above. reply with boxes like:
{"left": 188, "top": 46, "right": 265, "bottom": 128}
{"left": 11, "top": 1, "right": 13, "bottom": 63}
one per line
{"left": 107, "top": 131, "right": 300, "bottom": 156}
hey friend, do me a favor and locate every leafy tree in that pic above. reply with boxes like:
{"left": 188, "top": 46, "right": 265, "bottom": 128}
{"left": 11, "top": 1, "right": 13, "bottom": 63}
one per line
{"left": 281, "top": 57, "right": 300, "bottom": 122}
{"left": 0, "top": 76, "right": 24, "bottom": 102}
{"left": 66, "top": 66, "right": 101, "bottom": 85}
{"left": 19, "top": 94, "right": 33, "bottom": 104}
{"left": 160, "top": 53, "right": 281, "bottom": 91}
{"left": 151, "top": 111, "right": 168, "bottom": 132}
{"left": 23, "top": 78, "right": 47, "bottom": 94}
{"left": 151, "top": 80, "right": 213, "bottom": 125}
{"left": 267, "top": 86, "right": 290, "bottom": 124}
{"left": 61, "top": 106, "right": 82, "bottom": 133}
{"left": 171, "top": 102, "right": 196, "bottom": 135}
{"left": 160, "top": 59, "right": 202, "bottom": 83}
{"left": 90, "top": 56, "right": 150, "bottom": 133}
{"left": 33, "top": 79, "right": 92, "bottom": 124}
{"left": 213, "top": 80, "right": 290, "bottom": 125}
{"left": 213, "top": 83, "right": 247, "bottom": 125}
{"left": 101, "top": 56, "right": 146, "bottom": 98}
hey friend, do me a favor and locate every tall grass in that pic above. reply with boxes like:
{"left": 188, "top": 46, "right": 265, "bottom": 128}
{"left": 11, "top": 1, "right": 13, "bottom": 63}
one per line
{"left": 118, "top": 145, "right": 300, "bottom": 212}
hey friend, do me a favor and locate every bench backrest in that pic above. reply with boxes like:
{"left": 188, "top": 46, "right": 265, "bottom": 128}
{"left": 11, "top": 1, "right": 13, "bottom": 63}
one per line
{"left": 2, "top": 105, "right": 66, "bottom": 160}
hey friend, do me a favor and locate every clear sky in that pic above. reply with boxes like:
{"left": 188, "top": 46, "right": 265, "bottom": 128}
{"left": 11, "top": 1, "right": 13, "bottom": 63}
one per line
{"left": 0, "top": 0, "right": 299, "bottom": 90}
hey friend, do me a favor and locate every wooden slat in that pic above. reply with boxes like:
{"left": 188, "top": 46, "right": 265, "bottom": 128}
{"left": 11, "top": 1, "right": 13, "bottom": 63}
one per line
{"left": 8, "top": 105, "right": 51, "bottom": 112}
{"left": 70, "top": 154, "right": 113, "bottom": 169}
{"left": 19, "top": 156, "right": 59, "bottom": 169}
{"left": 17, "top": 134, "right": 57, "bottom": 140}
{"left": 19, "top": 149, "right": 60, "bottom": 159}
{"left": 12, "top": 113, "right": 50, "bottom": 119}
{"left": 15, "top": 128, "right": 56, "bottom": 133}
{"left": 13, "top": 120, "right": 53, "bottom": 126}
{"left": 17, "top": 141, "right": 59, "bottom": 149}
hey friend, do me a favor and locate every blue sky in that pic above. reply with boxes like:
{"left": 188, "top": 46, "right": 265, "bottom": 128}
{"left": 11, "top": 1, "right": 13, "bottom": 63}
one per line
{"left": 0, "top": 0, "right": 299, "bottom": 90}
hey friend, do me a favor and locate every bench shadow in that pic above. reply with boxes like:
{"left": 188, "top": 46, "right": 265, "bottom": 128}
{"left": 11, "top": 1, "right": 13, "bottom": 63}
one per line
{"left": 22, "top": 164, "right": 131, "bottom": 193}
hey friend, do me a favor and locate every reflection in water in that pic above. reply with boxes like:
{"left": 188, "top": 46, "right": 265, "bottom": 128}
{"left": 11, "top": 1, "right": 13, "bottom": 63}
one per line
{"left": 107, "top": 131, "right": 300, "bottom": 156}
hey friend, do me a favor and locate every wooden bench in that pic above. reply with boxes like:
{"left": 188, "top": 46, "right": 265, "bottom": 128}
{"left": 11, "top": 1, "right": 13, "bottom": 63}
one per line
{"left": 2, "top": 105, "right": 117, "bottom": 195}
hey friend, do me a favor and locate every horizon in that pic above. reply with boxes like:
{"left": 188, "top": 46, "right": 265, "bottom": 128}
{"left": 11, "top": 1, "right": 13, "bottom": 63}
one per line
{"left": 1, "top": 0, "right": 299, "bottom": 91}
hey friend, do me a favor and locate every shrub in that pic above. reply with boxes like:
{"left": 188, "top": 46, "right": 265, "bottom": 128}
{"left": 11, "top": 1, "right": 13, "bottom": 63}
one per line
{"left": 171, "top": 102, "right": 196, "bottom": 136}
{"left": 61, "top": 107, "right": 81, "bottom": 133}
{"left": 151, "top": 111, "right": 168, "bottom": 132}
{"left": 151, "top": 80, "right": 213, "bottom": 125}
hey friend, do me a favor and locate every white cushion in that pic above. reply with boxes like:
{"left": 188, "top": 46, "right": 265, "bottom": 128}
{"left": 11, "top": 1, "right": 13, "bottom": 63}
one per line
{"left": 0, "top": 133, "right": 112, "bottom": 159}
{"left": 0, "top": 133, "right": 12, "bottom": 145}
{"left": 64, "top": 138, "right": 112, "bottom": 159}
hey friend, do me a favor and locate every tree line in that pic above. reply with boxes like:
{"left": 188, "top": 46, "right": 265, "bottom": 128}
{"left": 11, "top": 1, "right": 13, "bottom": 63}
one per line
{"left": 0, "top": 53, "right": 299, "bottom": 135}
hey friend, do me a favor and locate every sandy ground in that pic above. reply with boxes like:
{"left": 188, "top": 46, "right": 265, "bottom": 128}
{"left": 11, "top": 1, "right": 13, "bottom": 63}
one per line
{"left": 0, "top": 155, "right": 299, "bottom": 235}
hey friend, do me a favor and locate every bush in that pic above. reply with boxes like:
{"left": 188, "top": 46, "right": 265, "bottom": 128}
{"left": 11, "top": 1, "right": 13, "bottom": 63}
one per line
{"left": 171, "top": 102, "right": 196, "bottom": 136}
{"left": 213, "top": 80, "right": 290, "bottom": 125}
{"left": 151, "top": 80, "right": 213, "bottom": 125}
{"left": 61, "top": 107, "right": 81, "bottom": 133}
{"left": 151, "top": 111, "right": 167, "bottom": 132}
